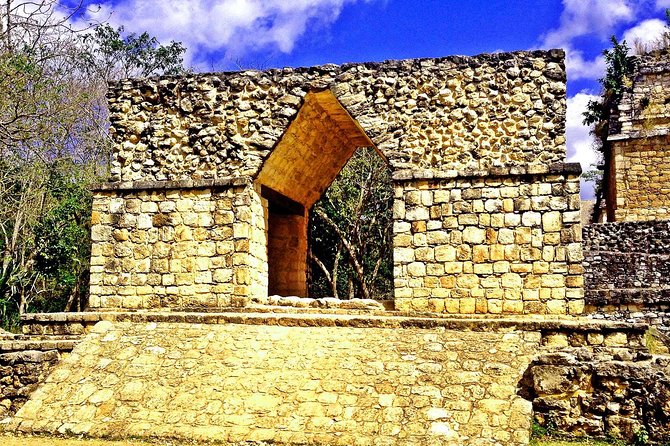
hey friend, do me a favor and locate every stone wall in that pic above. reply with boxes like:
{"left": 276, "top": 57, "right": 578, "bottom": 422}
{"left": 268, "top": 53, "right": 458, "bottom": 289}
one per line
{"left": 608, "top": 52, "right": 670, "bottom": 222}
{"left": 92, "top": 49, "right": 579, "bottom": 314}
{"left": 526, "top": 348, "right": 670, "bottom": 442}
{"left": 108, "top": 50, "right": 566, "bottom": 183}
{"left": 584, "top": 220, "right": 670, "bottom": 329}
{"left": 393, "top": 165, "right": 584, "bottom": 315}
{"left": 0, "top": 350, "right": 63, "bottom": 419}
{"left": 267, "top": 212, "right": 308, "bottom": 297}
{"left": 89, "top": 180, "right": 267, "bottom": 309}
{"left": 609, "top": 52, "right": 670, "bottom": 139}
{"left": 611, "top": 135, "right": 670, "bottom": 221}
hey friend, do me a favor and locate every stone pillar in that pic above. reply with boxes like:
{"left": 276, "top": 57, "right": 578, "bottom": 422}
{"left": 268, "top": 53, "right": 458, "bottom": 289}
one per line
{"left": 88, "top": 178, "right": 268, "bottom": 310}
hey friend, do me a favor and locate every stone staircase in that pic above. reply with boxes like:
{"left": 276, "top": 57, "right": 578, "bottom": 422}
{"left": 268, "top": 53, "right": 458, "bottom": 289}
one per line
{"left": 1, "top": 310, "right": 661, "bottom": 444}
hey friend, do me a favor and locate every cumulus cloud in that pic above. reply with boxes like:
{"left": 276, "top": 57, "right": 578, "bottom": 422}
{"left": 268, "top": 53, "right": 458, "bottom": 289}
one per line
{"left": 566, "top": 92, "right": 601, "bottom": 199}
{"left": 622, "top": 18, "right": 667, "bottom": 51}
{"left": 565, "top": 48, "right": 606, "bottom": 81}
{"left": 537, "top": 0, "right": 655, "bottom": 81}
{"left": 540, "top": 0, "right": 636, "bottom": 49}
{"left": 84, "top": 0, "right": 372, "bottom": 66}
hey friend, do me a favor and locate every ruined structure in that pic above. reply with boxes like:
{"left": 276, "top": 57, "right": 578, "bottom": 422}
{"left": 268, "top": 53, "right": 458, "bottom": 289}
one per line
{"left": 585, "top": 52, "right": 670, "bottom": 330}
{"left": 3, "top": 50, "right": 669, "bottom": 445}
{"left": 90, "top": 49, "right": 585, "bottom": 316}
{"left": 606, "top": 51, "right": 670, "bottom": 222}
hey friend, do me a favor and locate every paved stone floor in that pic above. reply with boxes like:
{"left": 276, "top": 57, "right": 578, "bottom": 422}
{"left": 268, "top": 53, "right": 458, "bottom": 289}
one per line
{"left": 6, "top": 319, "right": 542, "bottom": 445}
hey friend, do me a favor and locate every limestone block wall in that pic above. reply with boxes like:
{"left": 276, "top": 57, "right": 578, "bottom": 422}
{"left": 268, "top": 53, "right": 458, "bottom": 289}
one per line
{"left": 267, "top": 212, "right": 308, "bottom": 297}
{"left": 607, "top": 52, "right": 670, "bottom": 221}
{"left": 610, "top": 135, "right": 670, "bottom": 221}
{"left": 89, "top": 179, "right": 267, "bottom": 309}
{"left": 392, "top": 165, "right": 583, "bottom": 315}
{"left": 584, "top": 220, "right": 670, "bottom": 329}
{"left": 107, "top": 50, "right": 566, "bottom": 182}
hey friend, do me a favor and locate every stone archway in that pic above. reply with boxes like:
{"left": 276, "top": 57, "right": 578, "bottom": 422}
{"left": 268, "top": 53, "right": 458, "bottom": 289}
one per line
{"left": 90, "top": 50, "right": 585, "bottom": 316}
{"left": 256, "top": 90, "right": 387, "bottom": 297}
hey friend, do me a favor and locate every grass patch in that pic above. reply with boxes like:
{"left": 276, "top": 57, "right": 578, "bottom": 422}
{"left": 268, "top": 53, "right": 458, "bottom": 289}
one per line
{"left": 531, "top": 440, "right": 629, "bottom": 446}
{"left": 530, "top": 420, "right": 636, "bottom": 446}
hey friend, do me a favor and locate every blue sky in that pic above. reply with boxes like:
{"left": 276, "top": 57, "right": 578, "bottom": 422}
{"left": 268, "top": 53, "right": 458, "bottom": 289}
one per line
{"left": 68, "top": 0, "right": 670, "bottom": 198}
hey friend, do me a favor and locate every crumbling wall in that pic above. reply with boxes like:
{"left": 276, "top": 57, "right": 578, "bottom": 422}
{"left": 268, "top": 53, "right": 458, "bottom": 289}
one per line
{"left": 526, "top": 348, "right": 670, "bottom": 442}
{"left": 608, "top": 52, "right": 670, "bottom": 222}
{"left": 0, "top": 350, "right": 62, "bottom": 419}
{"left": 609, "top": 53, "right": 670, "bottom": 138}
{"left": 584, "top": 220, "right": 670, "bottom": 329}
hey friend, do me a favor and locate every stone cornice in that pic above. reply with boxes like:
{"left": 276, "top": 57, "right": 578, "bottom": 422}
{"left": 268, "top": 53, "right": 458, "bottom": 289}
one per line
{"left": 391, "top": 162, "right": 582, "bottom": 182}
{"left": 91, "top": 176, "right": 253, "bottom": 192}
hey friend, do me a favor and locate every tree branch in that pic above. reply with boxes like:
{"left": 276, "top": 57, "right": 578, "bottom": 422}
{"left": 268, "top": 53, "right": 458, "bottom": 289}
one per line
{"left": 314, "top": 208, "right": 369, "bottom": 300}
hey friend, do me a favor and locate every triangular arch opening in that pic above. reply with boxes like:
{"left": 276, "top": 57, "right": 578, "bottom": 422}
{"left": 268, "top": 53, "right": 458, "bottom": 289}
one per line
{"left": 256, "top": 90, "right": 389, "bottom": 297}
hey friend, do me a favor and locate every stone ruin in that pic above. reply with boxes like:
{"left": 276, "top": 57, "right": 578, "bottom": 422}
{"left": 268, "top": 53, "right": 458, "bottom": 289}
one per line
{"left": 90, "top": 49, "right": 583, "bottom": 316}
{"left": 585, "top": 51, "right": 670, "bottom": 331}
{"left": 605, "top": 51, "right": 670, "bottom": 222}
{"left": 2, "top": 49, "right": 670, "bottom": 445}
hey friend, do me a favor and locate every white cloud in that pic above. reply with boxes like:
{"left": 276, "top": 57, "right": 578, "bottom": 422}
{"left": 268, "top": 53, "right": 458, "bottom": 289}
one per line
{"left": 537, "top": 0, "right": 650, "bottom": 81}
{"left": 565, "top": 48, "right": 606, "bottom": 81}
{"left": 84, "top": 0, "right": 372, "bottom": 67}
{"left": 540, "top": 0, "right": 637, "bottom": 49}
{"left": 657, "top": 0, "right": 670, "bottom": 9}
{"left": 622, "top": 18, "right": 667, "bottom": 52}
{"left": 566, "top": 92, "right": 600, "bottom": 199}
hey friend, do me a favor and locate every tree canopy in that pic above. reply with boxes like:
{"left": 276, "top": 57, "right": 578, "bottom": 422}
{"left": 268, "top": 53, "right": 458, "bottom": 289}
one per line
{"left": 308, "top": 147, "right": 393, "bottom": 301}
{"left": 0, "top": 0, "right": 186, "bottom": 330}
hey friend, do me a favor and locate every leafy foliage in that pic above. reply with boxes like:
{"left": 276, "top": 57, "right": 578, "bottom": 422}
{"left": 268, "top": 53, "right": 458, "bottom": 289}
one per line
{"left": 33, "top": 162, "right": 92, "bottom": 313}
{"left": 81, "top": 24, "right": 186, "bottom": 79}
{"left": 308, "top": 147, "right": 393, "bottom": 300}
{"left": 583, "top": 36, "right": 637, "bottom": 221}
{"left": 584, "top": 37, "right": 637, "bottom": 127}
{"left": 0, "top": 1, "right": 186, "bottom": 330}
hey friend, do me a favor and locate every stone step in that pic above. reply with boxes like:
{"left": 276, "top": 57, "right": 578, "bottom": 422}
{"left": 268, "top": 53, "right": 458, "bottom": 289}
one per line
{"left": 0, "top": 339, "right": 78, "bottom": 353}
{"left": 20, "top": 312, "right": 109, "bottom": 336}
{"left": 18, "top": 310, "right": 651, "bottom": 351}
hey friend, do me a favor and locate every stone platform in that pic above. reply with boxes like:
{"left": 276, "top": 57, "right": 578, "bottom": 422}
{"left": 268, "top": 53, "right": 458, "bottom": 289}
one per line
{"left": 3, "top": 310, "right": 647, "bottom": 445}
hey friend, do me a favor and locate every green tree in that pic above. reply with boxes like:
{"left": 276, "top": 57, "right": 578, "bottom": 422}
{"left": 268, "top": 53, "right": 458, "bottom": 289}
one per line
{"left": 583, "top": 36, "right": 637, "bottom": 221}
{"left": 81, "top": 23, "right": 186, "bottom": 79}
{"left": 308, "top": 147, "right": 393, "bottom": 300}
{"left": 33, "top": 161, "right": 93, "bottom": 313}
{"left": 0, "top": 0, "right": 187, "bottom": 330}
